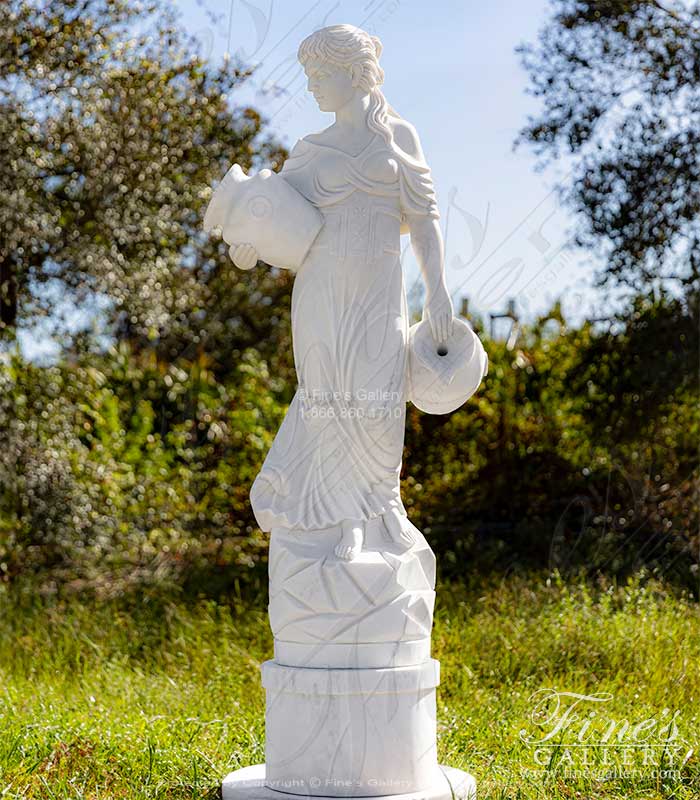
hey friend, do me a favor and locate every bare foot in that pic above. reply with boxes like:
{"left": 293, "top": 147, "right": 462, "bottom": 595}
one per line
{"left": 335, "top": 519, "right": 364, "bottom": 561}
{"left": 382, "top": 507, "right": 417, "bottom": 551}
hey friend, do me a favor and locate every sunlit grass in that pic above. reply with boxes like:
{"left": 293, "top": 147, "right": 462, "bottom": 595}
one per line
{"left": 0, "top": 573, "right": 698, "bottom": 799}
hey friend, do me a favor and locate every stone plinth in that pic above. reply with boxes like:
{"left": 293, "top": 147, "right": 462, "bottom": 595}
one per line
{"left": 262, "top": 659, "right": 440, "bottom": 797}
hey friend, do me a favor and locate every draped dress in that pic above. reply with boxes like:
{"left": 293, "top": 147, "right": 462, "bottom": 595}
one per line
{"left": 250, "top": 129, "right": 439, "bottom": 533}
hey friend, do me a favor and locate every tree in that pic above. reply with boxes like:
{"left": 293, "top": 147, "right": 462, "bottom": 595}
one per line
{"left": 0, "top": 0, "right": 291, "bottom": 378}
{"left": 517, "top": 0, "right": 700, "bottom": 291}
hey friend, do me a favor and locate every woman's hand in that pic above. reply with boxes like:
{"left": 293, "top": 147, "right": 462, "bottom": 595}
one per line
{"left": 423, "top": 283, "right": 454, "bottom": 345}
{"left": 229, "top": 242, "right": 258, "bottom": 271}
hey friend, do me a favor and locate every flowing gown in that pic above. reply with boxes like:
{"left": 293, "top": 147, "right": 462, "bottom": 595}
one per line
{"left": 250, "top": 130, "right": 439, "bottom": 533}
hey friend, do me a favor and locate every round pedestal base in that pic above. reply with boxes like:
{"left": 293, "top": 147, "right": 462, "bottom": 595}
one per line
{"left": 222, "top": 763, "right": 476, "bottom": 799}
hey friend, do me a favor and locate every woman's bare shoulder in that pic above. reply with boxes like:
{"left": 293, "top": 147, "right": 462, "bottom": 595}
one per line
{"left": 388, "top": 116, "right": 424, "bottom": 160}
{"left": 301, "top": 125, "right": 336, "bottom": 146}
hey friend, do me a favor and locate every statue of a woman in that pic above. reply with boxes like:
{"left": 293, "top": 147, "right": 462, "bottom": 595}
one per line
{"left": 217, "top": 24, "right": 479, "bottom": 800}
{"left": 231, "top": 25, "right": 454, "bottom": 561}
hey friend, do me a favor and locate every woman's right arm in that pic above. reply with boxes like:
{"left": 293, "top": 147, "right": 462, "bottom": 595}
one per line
{"left": 230, "top": 243, "right": 258, "bottom": 271}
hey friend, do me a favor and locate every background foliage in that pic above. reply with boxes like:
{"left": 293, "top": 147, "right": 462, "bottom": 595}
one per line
{"left": 518, "top": 0, "right": 700, "bottom": 292}
{"left": 1, "top": 296, "right": 697, "bottom": 594}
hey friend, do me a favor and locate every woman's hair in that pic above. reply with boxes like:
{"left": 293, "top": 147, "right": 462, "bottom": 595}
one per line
{"left": 297, "top": 25, "right": 397, "bottom": 148}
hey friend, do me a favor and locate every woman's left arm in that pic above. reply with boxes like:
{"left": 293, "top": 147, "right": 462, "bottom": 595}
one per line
{"left": 393, "top": 118, "right": 454, "bottom": 344}
{"left": 407, "top": 214, "right": 454, "bottom": 344}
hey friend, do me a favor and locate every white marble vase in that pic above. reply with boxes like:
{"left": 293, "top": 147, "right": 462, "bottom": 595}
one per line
{"left": 207, "top": 23, "right": 484, "bottom": 800}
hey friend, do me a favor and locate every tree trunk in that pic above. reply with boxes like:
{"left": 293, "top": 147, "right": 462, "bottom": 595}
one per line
{"left": 0, "top": 257, "right": 17, "bottom": 330}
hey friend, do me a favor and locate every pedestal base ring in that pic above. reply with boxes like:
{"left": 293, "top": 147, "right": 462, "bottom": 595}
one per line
{"left": 222, "top": 763, "right": 476, "bottom": 799}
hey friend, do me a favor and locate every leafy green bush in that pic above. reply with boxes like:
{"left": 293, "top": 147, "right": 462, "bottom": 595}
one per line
{"left": 405, "top": 297, "right": 699, "bottom": 589}
{"left": 0, "top": 344, "right": 286, "bottom": 593}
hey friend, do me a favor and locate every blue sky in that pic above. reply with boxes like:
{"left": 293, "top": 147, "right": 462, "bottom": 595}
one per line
{"left": 175, "top": 0, "right": 600, "bottom": 328}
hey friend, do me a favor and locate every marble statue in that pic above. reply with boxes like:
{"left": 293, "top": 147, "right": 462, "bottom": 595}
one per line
{"left": 205, "top": 23, "right": 485, "bottom": 800}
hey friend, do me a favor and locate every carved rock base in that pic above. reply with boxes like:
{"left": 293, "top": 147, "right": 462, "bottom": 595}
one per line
{"left": 268, "top": 521, "right": 436, "bottom": 669}
{"left": 221, "top": 763, "right": 477, "bottom": 799}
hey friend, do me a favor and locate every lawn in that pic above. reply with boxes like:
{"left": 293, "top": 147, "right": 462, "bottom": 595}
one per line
{"left": 0, "top": 573, "right": 698, "bottom": 799}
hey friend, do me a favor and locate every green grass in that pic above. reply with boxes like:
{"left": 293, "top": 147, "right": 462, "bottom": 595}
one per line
{"left": 0, "top": 573, "right": 698, "bottom": 799}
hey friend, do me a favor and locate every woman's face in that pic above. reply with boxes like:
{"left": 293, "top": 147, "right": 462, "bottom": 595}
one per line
{"left": 304, "top": 59, "right": 355, "bottom": 112}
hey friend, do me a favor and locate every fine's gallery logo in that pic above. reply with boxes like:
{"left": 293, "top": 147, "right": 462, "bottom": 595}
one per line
{"left": 519, "top": 689, "right": 691, "bottom": 778}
